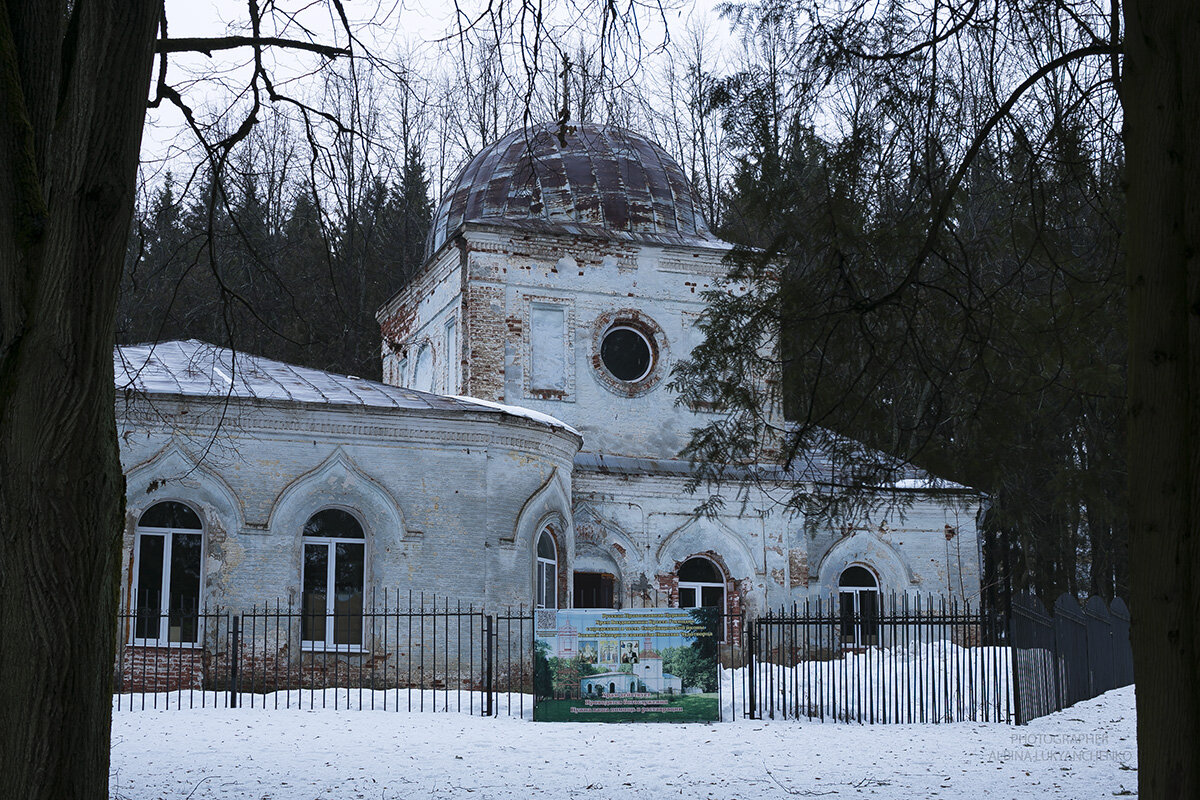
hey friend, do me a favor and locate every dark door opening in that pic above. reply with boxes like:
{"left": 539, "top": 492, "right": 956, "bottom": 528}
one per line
{"left": 574, "top": 572, "right": 615, "bottom": 608}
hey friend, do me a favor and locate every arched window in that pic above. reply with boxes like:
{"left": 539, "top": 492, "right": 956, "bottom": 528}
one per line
{"left": 677, "top": 556, "right": 726, "bottom": 641}
{"left": 839, "top": 566, "right": 880, "bottom": 647}
{"left": 535, "top": 528, "right": 557, "bottom": 609}
{"left": 302, "top": 509, "right": 365, "bottom": 649}
{"left": 133, "top": 501, "right": 203, "bottom": 644}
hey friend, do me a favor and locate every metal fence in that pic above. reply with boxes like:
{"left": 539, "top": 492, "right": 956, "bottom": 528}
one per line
{"left": 736, "top": 595, "right": 1012, "bottom": 723}
{"left": 114, "top": 591, "right": 534, "bottom": 716}
{"left": 1009, "top": 592, "right": 1134, "bottom": 725}
{"left": 115, "top": 591, "right": 1132, "bottom": 725}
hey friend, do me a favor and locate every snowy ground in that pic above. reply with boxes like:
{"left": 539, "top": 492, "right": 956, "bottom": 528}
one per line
{"left": 110, "top": 686, "right": 1137, "bottom": 799}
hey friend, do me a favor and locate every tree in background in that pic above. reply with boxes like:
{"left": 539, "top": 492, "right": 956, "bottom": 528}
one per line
{"left": 117, "top": 142, "right": 434, "bottom": 379}
{"left": 674, "top": 0, "right": 1126, "bottom": 605}
{"left": 672, "top": 0, "right": 1197, "bottom": 796}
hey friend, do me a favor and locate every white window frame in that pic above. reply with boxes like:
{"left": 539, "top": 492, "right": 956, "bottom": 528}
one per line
{"left": 600, "top": 325, "right": 654, "bottom": 383}
{"left": 301, "top": 512, "right": 367, "bottom": 653}
{"left": 677, "top": 557, "right": 727, "bottom": 641}
{"left": 130, "top": 503, "right": 204, "bottom": 647}
{"left": 535, "top": 529, "right": 557, "bottom": 609}
{"left": 838, "top": 566, "right": 881, "bottom": 648}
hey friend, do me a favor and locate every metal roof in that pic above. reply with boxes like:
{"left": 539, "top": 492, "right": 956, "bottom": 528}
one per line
{"left": 115, "top": 340, "right": 579, "bottom": 436}
{"left": 426, "top": 123, "right": 725, "bottom": 260}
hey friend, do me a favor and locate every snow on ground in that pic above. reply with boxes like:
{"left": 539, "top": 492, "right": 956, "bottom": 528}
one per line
{"left": 110, "top": 686, "right": 1137, "bottom": 800}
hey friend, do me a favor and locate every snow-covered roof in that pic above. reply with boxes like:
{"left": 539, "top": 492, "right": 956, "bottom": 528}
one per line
{"left": 115, "top": 340, "right": 580, "bottom": 437}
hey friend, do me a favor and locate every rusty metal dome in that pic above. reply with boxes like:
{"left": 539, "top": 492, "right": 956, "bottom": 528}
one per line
{"left": 425, "top": 122, "right": 719, "bottom": 260}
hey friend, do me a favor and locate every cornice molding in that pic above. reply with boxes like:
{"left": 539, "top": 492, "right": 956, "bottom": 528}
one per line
{"left": 117, "top": 397, "right": 580, "bottom": 464}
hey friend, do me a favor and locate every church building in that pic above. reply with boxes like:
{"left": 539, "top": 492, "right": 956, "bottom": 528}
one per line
{"left": 115, "top": 123, "right": 982, "bottom": 651}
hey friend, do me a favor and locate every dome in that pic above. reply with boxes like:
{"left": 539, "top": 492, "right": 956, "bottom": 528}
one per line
{"left": 425, "top": 122, "right": 719, "bottom": 260}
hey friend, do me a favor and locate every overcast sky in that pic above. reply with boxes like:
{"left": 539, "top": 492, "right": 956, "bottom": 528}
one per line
{"left": 142, "top": 0, "right": 732, "bottom": 184}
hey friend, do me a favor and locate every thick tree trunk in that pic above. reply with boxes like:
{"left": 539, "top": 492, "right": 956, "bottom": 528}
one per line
{"left": 0, "top": 0, "right": 158, "bottom": 797}
{"left": 1121, "top": 0, "right": 1200, "bottom": 798}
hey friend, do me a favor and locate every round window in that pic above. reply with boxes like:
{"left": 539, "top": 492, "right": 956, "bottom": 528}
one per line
{"left": 600, "top": 326, "right": 653, "bottom": 382}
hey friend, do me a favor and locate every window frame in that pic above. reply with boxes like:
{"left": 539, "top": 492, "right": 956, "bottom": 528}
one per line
{"left": 301, "top": 508, "right": 367, "bottom": 653}
{"left": 838, "top": 565, "right": 881, "bottom": 648}
{"left": 676, "top": 556, "right": 726, "bottom": 642}
{"left": 535, "top": 528, "right": 558, "bottom": 610}
{"left": 599, "top": 325, "right": 655, "bottom": 383}
{"left": 130, "top": 501, "right": 204, "bottom": 648}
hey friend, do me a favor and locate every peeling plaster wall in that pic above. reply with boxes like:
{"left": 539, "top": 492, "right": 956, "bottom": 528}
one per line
{"left": 117, "top": 395, "right": 578, "bottom": 613}
{"left": 571, "top": 469, "right": 798, "bottom": 616}
{"left": 404, "top": 224, "right": 735, "bottom": 459}
{"left": 571, "top": 469, "right": 983, "bottom": 612}
{"left": 805, "top": 496, "right": 984, "bottom": 602}
{"left": 378, "top": 244, "right": 463, "bottom": 393}
{"left": 381, "top": 219, "right": 985, "bottom": 613}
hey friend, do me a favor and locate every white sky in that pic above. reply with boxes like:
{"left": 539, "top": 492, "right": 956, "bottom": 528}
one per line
{"left": 142, "top": 0, "right": 736, "bottom": 189}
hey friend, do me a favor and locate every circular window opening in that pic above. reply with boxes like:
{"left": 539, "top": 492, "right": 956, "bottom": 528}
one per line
{"left": 600, "top": 326, "right": 653, "bottom": 382}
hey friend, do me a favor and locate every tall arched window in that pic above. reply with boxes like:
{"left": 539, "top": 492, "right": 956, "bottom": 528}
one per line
{"left": 302, "top": 509, "right": 365, "bottom": 649}
{"left": 133, "top": 501, "right": 203, "bottom": 644}
{"left": 678, "top": 556, "right": 726, "bottom": 641}
{"left": 536, "top": 528, "right": 557, "bottom": 609}
{"left": 839, "top": 565, "right": 880, "bottom": 647}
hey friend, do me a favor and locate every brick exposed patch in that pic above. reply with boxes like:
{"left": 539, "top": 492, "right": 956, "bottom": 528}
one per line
{"left": 117, "top": 646, "right": 207, "bottom": 692}
{"left": 789, "top": 549, "right": 809, "bottom": 588}
{"left": 117, "top": 645, "right": 501, "bottom": 693}
{"left": 462, "top": 281, "right": 507, "bottom": 401}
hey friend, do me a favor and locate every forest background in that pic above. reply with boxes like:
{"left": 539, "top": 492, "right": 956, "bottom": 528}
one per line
{"left": 120, "top": 0, "right": 1125, "bottom": 609}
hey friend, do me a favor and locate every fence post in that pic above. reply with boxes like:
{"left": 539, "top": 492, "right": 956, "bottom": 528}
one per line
{"left": 229, "top": 614, "right": 240, "bottom": 710}
{"left": 747, "top": 621, "right": 756, "bottom": 720}
{"left": 1008, "top": 606, "right": 1022, "bottom": 725}
{"left": 484, "top": 614, "right": 494, "bottom": 717}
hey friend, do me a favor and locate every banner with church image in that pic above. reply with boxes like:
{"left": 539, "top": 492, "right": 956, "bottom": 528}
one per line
{"left": 533, "top": 608, "right": 720, "bottom": 722}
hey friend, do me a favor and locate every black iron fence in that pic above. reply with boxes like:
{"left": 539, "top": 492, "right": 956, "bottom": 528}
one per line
{"left": 736, "top": 595, "right": 1012, "bottom": 723}
{"left": 1009, "top": 592, "right": 1134, "bottom": 725}
{"left": 115, "top": 591, "right": 1132, "bottom": 725}
{"left": 114, "top": 591, "right": 533, "bottom": 716}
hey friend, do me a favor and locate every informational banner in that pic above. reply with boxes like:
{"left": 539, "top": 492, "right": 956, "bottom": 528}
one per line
{"left": 533, "top": 607, "right": 720, "bottom": 722}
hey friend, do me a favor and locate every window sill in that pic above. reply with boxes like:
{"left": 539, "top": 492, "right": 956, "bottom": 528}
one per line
{"left": 127, "top": 640, "right": 203, "bottom": 650}
{"left": 300, "top": 643, "right": 368, "bottom": 654}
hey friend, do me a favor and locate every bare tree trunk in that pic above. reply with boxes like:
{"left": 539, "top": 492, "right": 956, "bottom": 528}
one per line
{"left": 1121, "top": 0, "right": 1200, "bottom": 797}
{"left": 0, "top": 0, "right": 158, "bottom": 797}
